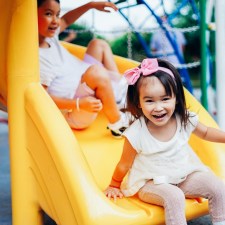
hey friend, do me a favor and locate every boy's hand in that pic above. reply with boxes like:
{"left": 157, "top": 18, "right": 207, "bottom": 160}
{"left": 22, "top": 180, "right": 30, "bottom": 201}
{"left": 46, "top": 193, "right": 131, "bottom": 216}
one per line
{"left": 79, "top": 96, "right": 103, "bottom": 113}
{"left": 90, "top": 1, "right": 118, "bottom": 12}
{"left": 104, "top": 186, "right": 124, "bottom": 202}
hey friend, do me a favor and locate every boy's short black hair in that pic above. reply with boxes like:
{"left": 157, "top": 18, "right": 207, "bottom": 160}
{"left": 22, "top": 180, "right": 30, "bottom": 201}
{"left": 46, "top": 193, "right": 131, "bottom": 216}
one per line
{"left": 38, "top": 0, "right": 60, "bottom": 7}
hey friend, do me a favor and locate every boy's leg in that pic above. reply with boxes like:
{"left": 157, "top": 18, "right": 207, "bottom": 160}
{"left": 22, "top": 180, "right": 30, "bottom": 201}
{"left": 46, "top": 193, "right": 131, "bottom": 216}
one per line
{"left": 84, "top": 39, "right": 128, "bottom": 107}
{"left": 81, "top": 65, "right": 128, "bottom": 129}
{"left": 85, "top": 39, "right": 119, "bottom": 73}
{"left": 179, "top": 171, "right": 225, "bottom": 224}
{"left": 83, "top": 53, "right": 121, "bottom": 82}
{"left": 138, "top": 181, "right": 187, "bottom": 225}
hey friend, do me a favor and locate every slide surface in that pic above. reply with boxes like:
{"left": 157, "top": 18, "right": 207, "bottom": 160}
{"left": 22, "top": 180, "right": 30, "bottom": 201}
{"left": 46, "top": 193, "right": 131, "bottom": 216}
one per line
{"left": 1, "top": 1, "right": 225, "bottom": 225}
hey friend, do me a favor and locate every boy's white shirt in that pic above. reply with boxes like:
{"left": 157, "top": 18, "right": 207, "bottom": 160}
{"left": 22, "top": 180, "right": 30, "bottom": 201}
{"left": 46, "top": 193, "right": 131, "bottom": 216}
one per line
{"left": 39, "top": 29, "right": 90, "bottom": 99}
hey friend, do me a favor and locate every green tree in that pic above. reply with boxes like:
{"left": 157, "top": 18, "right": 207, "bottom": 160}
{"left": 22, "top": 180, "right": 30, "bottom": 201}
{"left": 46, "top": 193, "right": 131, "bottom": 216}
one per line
{"left": 110, "top": 32, "right": 150, "bottom": 62}
{"left": 59, "top": 23, "right": 105, "bottom": 47}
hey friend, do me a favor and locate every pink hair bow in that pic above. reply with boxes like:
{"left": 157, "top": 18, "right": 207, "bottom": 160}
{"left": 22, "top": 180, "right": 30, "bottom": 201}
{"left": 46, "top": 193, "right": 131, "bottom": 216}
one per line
{"left": 124, "top": 58, "right": 174, "bottom": 85}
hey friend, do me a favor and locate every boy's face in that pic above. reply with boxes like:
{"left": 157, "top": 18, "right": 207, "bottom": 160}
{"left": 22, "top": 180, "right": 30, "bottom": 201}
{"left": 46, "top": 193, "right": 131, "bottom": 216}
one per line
{"left": 38, "top": 0, "right": 60, "bottom": 40}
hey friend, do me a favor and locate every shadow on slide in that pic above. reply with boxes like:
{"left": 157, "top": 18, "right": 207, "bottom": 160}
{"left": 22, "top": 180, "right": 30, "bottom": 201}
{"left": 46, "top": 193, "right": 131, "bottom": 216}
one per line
{"left": 1, "top": 0, "right": 225, "bottom": 224}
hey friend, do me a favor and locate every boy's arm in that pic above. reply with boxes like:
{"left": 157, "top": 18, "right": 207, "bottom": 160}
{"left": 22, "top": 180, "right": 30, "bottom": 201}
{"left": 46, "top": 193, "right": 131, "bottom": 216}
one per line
{"left": 60, "top": 1, "right": 118, "bottom": 32}
{"left": 42, "top": 85, "right": 102, "bottom": 112}
{"left": 193, "top": 121, "right": 225, "bottom": 143}
{"left": 42, "top": 85, "right": 76, "bottom": 110}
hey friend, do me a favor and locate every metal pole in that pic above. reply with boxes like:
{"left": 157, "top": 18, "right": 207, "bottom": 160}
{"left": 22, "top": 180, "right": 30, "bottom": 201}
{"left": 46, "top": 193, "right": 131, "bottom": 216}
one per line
{"left": 200, "top": 0, "right": 208, "bottom": 109}
{"left": 215, "top": 0, "right": 225, "bottom": 129}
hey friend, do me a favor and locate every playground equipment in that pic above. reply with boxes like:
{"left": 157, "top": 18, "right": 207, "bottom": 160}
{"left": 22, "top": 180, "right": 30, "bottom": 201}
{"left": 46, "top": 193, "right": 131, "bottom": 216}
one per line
{"left": 63, "top": 0, "right": 217, "bottom": 111}
{"left": 107, "top": 0, "right": 201, "bottom": 93}
{"left": 1, "top": 0, "right": 225, "bottom": 224}
{"left": 62, "top": 0, "right": 199, "bottom": 92}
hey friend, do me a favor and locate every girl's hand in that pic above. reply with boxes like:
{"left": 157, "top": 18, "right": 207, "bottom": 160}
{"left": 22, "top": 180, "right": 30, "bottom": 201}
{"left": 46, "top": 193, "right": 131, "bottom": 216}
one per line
{"left": 104, "top": 186, "right": 124, "bottom": 201}
{"left": 79, "top": 96, "right": 103, "bottom": 113}
{"left": 90, "top": 1, "right": 118, "bottom": 13}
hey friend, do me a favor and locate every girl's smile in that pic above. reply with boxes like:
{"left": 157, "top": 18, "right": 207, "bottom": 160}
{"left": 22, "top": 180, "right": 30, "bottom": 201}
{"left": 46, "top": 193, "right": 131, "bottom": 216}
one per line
{"left": 152, "top": 113, "right": 167, "bottom": 120}
{"left": 139, "top": 76, "right": 176, "bottom": 127}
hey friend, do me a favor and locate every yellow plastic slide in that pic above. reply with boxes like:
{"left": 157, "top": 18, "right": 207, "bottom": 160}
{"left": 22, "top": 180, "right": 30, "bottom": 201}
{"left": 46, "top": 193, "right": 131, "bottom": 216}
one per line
{"left": 1, "top": 0, "right": 225, "bottom": 224}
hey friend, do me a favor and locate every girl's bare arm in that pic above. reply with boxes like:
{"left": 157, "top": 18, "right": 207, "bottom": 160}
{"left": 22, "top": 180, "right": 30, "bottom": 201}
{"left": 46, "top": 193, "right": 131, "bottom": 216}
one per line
{"left": 193, "top": 122, "right": 225, "bottom": 143}
{"left": 104, "top": 138, "right": 137, "bottom": 200}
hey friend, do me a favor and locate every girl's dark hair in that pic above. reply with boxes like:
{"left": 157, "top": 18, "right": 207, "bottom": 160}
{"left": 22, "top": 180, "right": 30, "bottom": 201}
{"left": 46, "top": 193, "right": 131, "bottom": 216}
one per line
{"left": 38, "top": 0, "right": 60, "bottom": 7}
{"left": 126, "top": 59, "right": 189, "bottom": 128}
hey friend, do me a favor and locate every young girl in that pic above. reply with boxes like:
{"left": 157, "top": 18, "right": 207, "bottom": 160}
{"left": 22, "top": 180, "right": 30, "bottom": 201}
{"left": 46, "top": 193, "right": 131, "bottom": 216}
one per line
{"left": 104, "top": 58, "right": 225, "bottom": 225}
{"left": 37, "top": 0, "right": 128, "bottom": 137}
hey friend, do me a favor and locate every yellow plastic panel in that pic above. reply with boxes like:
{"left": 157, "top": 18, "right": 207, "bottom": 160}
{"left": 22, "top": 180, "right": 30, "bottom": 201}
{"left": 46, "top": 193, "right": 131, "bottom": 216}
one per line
{"left": 2, "top": 0, "right": 225, "bottom": 224}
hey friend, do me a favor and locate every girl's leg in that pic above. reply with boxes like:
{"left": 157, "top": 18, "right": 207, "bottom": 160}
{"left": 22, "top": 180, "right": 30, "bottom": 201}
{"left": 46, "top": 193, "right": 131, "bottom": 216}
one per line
{"left": 179, "top": 171, "right": 225, "bottom": 224}
{"left": 85, "top": 39, "right": 119, "bottom": 73}
{"left": 81, "top": 64, "right": 127, "bottom": 127}
{"left": 138, "top": 181, "right": 187, "bottom": 225}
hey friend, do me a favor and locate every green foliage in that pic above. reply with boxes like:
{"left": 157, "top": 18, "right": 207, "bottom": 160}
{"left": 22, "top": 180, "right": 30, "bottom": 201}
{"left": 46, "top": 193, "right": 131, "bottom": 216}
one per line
{"left": 110, "top": 35, "right": 128, "bottom": 58}
{"left": 59, "top": 24, "right": 105, "bottom": 47}
{"left": 110, "top": 33, "right": 150, "bottom": 62}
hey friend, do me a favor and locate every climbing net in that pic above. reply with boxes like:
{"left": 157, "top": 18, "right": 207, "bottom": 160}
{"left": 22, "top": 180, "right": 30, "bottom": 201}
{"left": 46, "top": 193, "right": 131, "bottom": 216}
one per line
{"left": 64, "top": 25, "right": 201, "bottom": 70}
